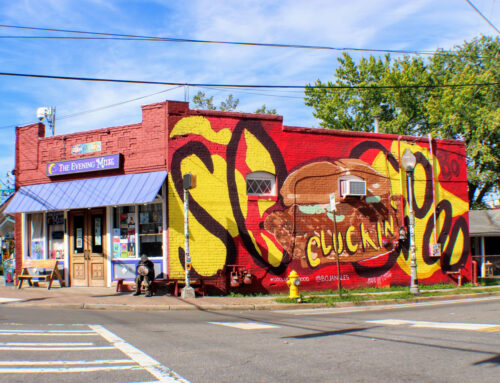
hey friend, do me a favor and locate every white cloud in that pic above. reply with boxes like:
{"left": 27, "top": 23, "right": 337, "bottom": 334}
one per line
{"left": 0, "top": 0, "right": 496, "bottom": 178}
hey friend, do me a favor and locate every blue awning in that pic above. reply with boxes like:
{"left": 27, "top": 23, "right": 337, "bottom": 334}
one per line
{"left": 5, "top": 171, "right": 167, "bottom": 213}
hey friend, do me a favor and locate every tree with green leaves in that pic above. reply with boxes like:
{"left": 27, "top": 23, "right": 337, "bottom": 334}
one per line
{"left": 255, "top": 105, "right": 277, "bottom": 114}
{"left": 192, "top": 92, "right": 278, "bottom": 115}
{"left": 192, "top": 91, "right": 239, "bottom": 111}
{"left": 304, "top": 35, "right": 499, "bottom": 208}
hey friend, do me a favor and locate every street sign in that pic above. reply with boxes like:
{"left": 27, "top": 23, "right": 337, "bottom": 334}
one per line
{"left": 329, "top": 193, "right": 337, "bottom": 212}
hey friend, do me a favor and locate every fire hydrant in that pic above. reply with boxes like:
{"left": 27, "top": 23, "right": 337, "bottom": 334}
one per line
{"left": 286, "top": 270, "right": 301, "bottom": 299}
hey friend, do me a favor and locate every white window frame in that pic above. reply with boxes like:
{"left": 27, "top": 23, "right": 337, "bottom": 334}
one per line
{"left": 246, "top": 171, "right": 276, "bottom": 197}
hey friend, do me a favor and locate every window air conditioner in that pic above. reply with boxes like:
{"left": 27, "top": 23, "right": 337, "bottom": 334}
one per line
{"left": 340, "top": 180, "right": 366, "bottom": 197}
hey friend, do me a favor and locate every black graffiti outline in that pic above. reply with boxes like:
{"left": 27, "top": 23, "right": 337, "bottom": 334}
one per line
{"left": 226, "top": 120, "right": 289, "bottom": 275}
{"left": 171, "top": 141, "right": 237, "bottom": 277}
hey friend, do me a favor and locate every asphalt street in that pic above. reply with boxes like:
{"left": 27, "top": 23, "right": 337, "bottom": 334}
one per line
{"left": 0, "top": 296, "right": 499, "bottom": 383}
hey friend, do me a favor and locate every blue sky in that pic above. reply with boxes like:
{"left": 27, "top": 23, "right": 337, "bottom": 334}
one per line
{"left": 0, "top": 0, "right": 498, "bottom": 191}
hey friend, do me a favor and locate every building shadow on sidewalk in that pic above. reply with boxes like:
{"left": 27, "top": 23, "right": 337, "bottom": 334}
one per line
{"left": 473, "top": 354, "right": 500, "bottom": 366}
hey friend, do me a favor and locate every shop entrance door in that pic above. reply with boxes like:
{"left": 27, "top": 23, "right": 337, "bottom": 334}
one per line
{"left": 69, "top": 209, "right": 107, "bottom": 287}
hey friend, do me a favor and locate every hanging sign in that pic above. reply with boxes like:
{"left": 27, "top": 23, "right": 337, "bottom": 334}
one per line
{"left": 47, "top": 154, "right": 121, "bottom": 176}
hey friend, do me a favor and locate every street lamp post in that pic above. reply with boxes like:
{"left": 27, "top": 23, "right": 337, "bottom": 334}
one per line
{"left": 181, "top": 173, "right": 196, "bottom": 299}
{"left": 401, "top": 148, "right": 420, "bottom": 295}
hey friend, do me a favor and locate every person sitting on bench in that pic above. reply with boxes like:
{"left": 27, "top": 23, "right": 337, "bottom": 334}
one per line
{"left": 133, "top": 254, "right": 155, "bottom": 297}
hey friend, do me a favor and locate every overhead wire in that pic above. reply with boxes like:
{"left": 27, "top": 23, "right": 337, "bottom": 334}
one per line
{"left": 465, "top": 0, "right": 500, "bottom": 34}
{"left": 0, "top": 85, "right": 183, "bottom": 130}
{"left": 0, "top": 24, "right": 458, "bottom": 56}
{"left": 0, "top": 71, "right": 497, "bottom": 89}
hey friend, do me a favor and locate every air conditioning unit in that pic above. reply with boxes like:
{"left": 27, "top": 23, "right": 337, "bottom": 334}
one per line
{"left": 340, "top": 179, "right": 366, "bottom": 197}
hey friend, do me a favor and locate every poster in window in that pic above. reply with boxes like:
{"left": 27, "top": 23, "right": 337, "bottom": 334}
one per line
{"left": 31, "top": 241, "right": 43, "bottom": 259}
{"left": 76, "top": 228, "right": 83, "bottom": 248}
{"left": 128, "top": 242, "right": 136, "bottom": 257}
{"left": 140, "top": 212, "right": 149, "bottom": 223}
{"left": 127, "top": 213, "right": 135, "bottom": 227}
{"left": 113, "top": 228, "right": 120, "bottom": 243}
{"left": 121, "top": 243, "right": 128, "bottom": 258}
{"left": 120, "top": 213, "right": 128, "bottom": 226}
{"left": 152, "top": 212, "right": 160, "bottom": 223}
{"left": 113, "top": 243, "right": 121, "bottom": 257}
{"left": 95, "top": 217, "right": 102, "bottom": 246}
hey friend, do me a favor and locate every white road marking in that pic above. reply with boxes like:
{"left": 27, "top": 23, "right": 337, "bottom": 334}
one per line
{"left": 0, "top": 346, "right": 114, "bottom": 350}
{"left": 367, "top": 319, "right": 500, "bottom": 332}
{"left": 0, "top": 359, "right": 132, "bottom": 365}
{"left": 0, "top": 332, "right": 97, "bottom": 336}
{"left": 0, "top": 365, "right": 140, "bottom": 373}
{"left": 275, "top": 296, "right": 500, "bottom": 315}
{"left": 209, "top": 321, "right": 280, "bottom": 330}
{"left": 89, "top": 324, "right": 191, "bottom": 383}
{"left": 0, "top": 342, "right": 94, "bottom": 346}
{"left": 0, "top": 329, "right": 94, "bottom": 333}
{"left": 0, "top": 297, "right": 23, "bottom": 303}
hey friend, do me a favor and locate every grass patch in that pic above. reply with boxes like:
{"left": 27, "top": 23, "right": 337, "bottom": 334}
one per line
{"left": 275, "top": 286, "right": 500, "bottom": 305}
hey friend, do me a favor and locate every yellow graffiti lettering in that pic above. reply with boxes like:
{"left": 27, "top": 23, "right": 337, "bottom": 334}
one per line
{"left": 384, "top": 216, "right": 394, "bottom": 237}
{"left": 306, "top": 236, "right": 321, "bottom": 267}
{"left": 377, "top": 221, "right": 383, "bottom": 248}
{"left": 170, "top": 116, "right": 232, "bottom": 144}
{"left": 332, "top": 231, "right": 343, "bottom": 255}
{"left": 361, "top": 222, "right": 379, "bottom": 251}
{"left": 346, "top": 226, "right": 358, "bottom": 253}
{"left": 320, "top": 230, "right": 332, "bottom": 256}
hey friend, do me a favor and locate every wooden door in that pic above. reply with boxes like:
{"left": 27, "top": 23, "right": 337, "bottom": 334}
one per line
{"left": 69, "top": 209, "right": 107, "bottom": 287}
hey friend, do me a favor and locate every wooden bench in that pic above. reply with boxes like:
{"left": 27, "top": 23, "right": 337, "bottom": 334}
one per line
{"left": 115, "top": 278, "right": 170, "bottom": 294}
{"left": 115, "top": 277, "right": 207, "bottom": 296}
{"left": 17, "top": 259, "right": 65, "bottom": 290}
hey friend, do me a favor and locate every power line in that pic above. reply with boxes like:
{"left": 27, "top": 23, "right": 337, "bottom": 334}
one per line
{"left": 0, "top": 24, "right": 454, "bottom": 56}
{"left": 465, "top": 0, "right": 500, "bottom": 34}
{"left": 0, "top": 71, "right": 497, "bottom": 89}
{"left": 58, "top": 85, "right": 183, "bottom": 120}
{"left": 0, "top": 85, "right": 183, "bottom": 130}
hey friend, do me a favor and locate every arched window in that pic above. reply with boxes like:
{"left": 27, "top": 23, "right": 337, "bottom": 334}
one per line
{"left": 246, "top": 171, "right": 276, "bottom": 197}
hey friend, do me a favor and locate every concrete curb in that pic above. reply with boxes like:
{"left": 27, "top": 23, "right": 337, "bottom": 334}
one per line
{"left": 3, "top": 290, "right": 499, "bottom": 311}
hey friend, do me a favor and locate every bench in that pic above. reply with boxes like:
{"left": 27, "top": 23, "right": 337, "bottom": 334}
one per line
{"left": 115, "top": 278, "right": 170, "bottom": 294}
{"left": 17, "top": 259, "right": 65, "bottom": 290}
{"left": 115, "top": 277, "right": 207, "bottom": 296}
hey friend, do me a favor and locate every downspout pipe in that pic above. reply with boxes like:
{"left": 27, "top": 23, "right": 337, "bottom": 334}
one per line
{"left": 427, "top": 134, "right": 438, "bottom": 246}
{"left": 397, "top": 136, "right": 405, "bottom": 225}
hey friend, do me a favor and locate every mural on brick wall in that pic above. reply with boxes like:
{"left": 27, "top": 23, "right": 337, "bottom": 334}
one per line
{"left": 168, "top": 116, "right": 470, "bottom": 290}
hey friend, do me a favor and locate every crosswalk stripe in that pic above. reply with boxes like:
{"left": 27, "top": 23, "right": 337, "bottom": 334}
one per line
{"left": 90, "top": 324, "right": 191, "bottom": 383}
{"left": 209, "top": 321, "right": 280, "bottom": 330}
{"left": 0, "top": 346, "right": 115, "bottom": 350}
{"left": 367, "top": 319, "right": 500, "bottom": 332}
{"left": 0, "top": 365, "right": 140, "bottom": 373}
{"left": 0, "top": 342, "right": 94, "bottom": 346}
{"left": 0, "top": 359, "right": 132, "bottom": 366}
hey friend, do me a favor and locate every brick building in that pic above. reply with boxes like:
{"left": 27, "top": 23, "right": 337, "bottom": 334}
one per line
{"left": 6, "top": 100, "right": 471, "bottom": 292}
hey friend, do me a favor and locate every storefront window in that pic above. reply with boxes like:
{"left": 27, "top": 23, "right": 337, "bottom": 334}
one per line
{"left": 112, "top": 203, "right": 162, "bottom": 259}
{"left": 112, "top": 206, "right": 136, "bottom": 258}
{"left": 28, "top": 213, "right": 44, "bottom": 259}
{"left": 139, "top": 203, "right": 162, "bottom": 258}
{"left": 92, "top": 214, "right": 103, "bottom": 254}
{"left": 47, "top": 212, "right": 65, "bottom": 259}
{"left": 73, "top": 215, "right": 84, "bottom": 254}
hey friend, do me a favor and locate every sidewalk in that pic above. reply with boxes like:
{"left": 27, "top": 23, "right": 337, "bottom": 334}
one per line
{"left": 1, "top": 284, "right": 499, "bottom": 311}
